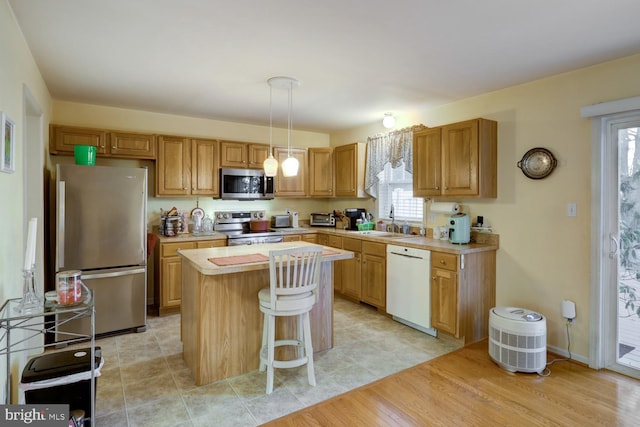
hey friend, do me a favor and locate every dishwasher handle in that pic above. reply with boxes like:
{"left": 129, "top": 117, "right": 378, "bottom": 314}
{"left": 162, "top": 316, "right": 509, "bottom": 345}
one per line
{"left": 389, "top": 251, "right": 426, "bottom": 260}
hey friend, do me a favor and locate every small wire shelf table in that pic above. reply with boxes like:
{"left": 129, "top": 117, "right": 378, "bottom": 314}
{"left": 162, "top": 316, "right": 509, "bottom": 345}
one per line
{"left": 0, "top": 285, "right": 95, "bottom": 424}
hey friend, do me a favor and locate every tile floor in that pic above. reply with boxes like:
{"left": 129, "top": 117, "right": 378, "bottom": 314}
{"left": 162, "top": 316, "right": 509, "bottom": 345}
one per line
{"left": 88, "top": 297, "right": 461, "bottom": 426}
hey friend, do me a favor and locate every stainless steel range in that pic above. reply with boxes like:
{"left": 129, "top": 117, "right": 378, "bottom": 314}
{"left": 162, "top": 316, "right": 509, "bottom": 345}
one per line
{"left": 214, "top": 210, "right": 284, "bottom": 246}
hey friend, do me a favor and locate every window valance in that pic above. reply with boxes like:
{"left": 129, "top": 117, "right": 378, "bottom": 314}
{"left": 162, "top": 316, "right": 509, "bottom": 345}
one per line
{"left": 364, "top": 125, "right": 426, "bottom": 198}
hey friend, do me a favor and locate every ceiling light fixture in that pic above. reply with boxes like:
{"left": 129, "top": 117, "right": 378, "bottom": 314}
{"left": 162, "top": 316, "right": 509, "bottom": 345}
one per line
{"left": 383, "top": 113, "right": 396, "bottom": 129}
{"left": 267, "top": 76, "right": 300, "bottom": 177}
{"left": 263, "top": 80, "right": 279, "bottom": 177}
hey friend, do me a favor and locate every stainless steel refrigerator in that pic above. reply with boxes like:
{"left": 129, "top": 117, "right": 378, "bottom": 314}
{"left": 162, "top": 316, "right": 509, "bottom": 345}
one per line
{"left": 54, "top": 164, "right": 147, "bottom": 342}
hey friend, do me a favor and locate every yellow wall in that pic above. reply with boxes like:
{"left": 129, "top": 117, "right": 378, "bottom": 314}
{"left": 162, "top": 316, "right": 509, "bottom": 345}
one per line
{"left": 0, "top": 0, "right": 52, "bottom": 403}
{"left": 331, "top": 53, "right": 640, "bottom": 359}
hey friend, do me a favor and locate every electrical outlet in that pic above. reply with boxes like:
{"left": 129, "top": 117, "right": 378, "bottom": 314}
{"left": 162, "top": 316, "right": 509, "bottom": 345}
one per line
{"left": 562, "top": 300, "right": 576, "bottom": 320}
{"left": 429, "top": 213, "right": 436, "bottom": 222}
{"left": 285, "top": 208, "right": 290, "bottom": 214}
{"left": 567, "top": 203, "right": 577, "bottom": 217}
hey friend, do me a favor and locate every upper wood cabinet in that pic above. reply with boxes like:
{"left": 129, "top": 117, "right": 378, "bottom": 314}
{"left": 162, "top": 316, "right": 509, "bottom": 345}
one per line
{"left": 308, "top": 147, "right": 334, "bottom": 197}
{"left": 50, "top": 125, "right": 156, "bottom": 159}
{"left": 109, "top": 131, "right": 156, "bottom": 159}
{"left": 413, "top": 127, "right": 442, "bottom": 196}
{"left": 219, "top": 140, "right": 270, "bottom": 169}
{"left": 157, "top": 136, "right": 219, "bottom": 197}
{"left": 334, "top": 142, "right": 367, "bottom": 197}
{"left": 191, "top": 139, "right": 220, "bottom": 196}
{"left": 413, "top": 118, "right": 497, "bottom": 198}
{"left": 274, "top": 146, "right": 308, "bottom": 197}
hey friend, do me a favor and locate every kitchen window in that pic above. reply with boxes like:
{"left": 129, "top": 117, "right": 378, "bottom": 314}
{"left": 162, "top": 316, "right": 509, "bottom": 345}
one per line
{"left": 365, "top": 125, "right": 426, "bottom": 222}
{"left": 377, "top": 161, "right": 423, "bottom": 221}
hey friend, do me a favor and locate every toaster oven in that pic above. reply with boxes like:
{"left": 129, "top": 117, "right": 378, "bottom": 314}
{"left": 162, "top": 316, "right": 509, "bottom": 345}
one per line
{"left": 310, "top": 212, "right": 336, "bottom": 227}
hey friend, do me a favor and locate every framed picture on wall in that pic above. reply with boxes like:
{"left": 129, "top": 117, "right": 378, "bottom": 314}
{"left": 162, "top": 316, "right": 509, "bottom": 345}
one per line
{"left": 1, "top": 112, "right": 15, "bottom": 174}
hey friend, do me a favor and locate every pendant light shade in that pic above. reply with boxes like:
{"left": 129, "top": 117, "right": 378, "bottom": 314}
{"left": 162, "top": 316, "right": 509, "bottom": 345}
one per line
{"left": 267, "top": 76, "right": 300, "bottom": 177}
{"left": 263, "top": 154, "right": 278, "bottom": 177}
{"left": 281, "top": 155, "right": 299, "bottom": 177}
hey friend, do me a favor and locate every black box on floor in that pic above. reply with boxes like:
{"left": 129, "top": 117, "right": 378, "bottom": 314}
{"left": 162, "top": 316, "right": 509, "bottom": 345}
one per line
{"left": 21, "top": 347, "right": 102, "bottom": 424}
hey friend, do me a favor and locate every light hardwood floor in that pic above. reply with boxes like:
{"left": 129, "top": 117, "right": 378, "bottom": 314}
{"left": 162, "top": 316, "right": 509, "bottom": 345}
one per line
{"left": 264, "top": 340, "right": 640, "bottom": 426}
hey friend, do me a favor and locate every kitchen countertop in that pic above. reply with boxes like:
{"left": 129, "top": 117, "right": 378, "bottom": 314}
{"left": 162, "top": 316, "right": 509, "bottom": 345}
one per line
{"left": 156, "top": 231, "right": 227, "bottom": 243}
{"left": 156, "top": 226, "right": 498, "bottom": 255}
{"left": 178, "top": 241, "right": 354, "bottom": 275}
{"left": 309, "top": 227, "right": 499, "bottom": 255}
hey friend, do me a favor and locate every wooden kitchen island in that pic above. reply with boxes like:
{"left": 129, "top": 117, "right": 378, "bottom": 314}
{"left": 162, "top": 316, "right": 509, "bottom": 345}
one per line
{"left": 178, "top": 241, "right": 353, "bottom": 386}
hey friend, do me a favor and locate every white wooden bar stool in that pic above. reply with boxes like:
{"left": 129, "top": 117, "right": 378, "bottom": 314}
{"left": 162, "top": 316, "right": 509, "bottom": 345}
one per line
{"left": 258, "top": 246, "right": 323, "bottom": 394}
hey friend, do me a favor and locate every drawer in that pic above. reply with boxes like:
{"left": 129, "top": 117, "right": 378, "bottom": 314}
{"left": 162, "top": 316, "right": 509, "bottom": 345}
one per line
{"left": 432, "top": 252, "right": 458, "bottom": 271}
{"left": 328, "top": 235, "right": 343, "bottom": 248}
{"left": 317, "top": 234, "right": 330, "bottom": 246}
{"left": 196, "top": 240, "right": 226, "bottom": 249}
{"left": 342, "top": 237, "right": 362, "bottom": 252}
{"left": 161, "top": 241, "right": 196, "bottom": 257}
{"left": 362, "top": 241, "right": 385, "bottom": 257}
{"left": 301, "top": 234, "right": 317, "bottom": 243}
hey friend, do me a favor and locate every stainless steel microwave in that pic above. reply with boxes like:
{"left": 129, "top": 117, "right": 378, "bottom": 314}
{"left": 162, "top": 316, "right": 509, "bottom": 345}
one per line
{"left": 219, "top": 168, "right": 274, "bottom": 200}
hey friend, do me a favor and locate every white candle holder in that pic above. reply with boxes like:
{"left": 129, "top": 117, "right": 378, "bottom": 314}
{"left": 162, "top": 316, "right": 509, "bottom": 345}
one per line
{"left": 15, "top": 268, "right": 43, "bottom": 313}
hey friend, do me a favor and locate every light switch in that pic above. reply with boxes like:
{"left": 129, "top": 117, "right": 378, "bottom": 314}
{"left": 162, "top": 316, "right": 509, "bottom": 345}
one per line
{"left": 567, "top": 203, "right": 577, "bottom": 217}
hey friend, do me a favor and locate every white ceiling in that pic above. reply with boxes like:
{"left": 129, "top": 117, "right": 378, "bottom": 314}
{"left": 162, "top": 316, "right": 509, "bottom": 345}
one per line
{"left": 9, "top": 0, "right": 640, "bottom": 132}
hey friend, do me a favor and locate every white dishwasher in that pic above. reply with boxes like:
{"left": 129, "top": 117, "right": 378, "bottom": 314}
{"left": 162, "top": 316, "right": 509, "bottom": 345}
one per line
{"left": 386, "top": 244, "right": 437, "bottom": 336}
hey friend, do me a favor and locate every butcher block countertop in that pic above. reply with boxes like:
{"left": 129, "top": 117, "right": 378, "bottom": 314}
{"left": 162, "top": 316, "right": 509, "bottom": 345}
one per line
{"left": 177, "top": 241, "right": 354, "bottom": 275}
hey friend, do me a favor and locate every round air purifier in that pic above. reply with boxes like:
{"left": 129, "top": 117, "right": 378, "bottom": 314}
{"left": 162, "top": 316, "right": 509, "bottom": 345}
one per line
{"left": 489, "top": 307, "right": 547, "bottom": 374}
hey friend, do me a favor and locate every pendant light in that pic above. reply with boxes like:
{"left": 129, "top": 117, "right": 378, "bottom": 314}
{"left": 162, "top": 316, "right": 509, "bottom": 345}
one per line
{"left": 263, "top": 81, "right": 279, "bottom": 177}
{"left": 267, "top": 76, "right": 299, "bottom": 177}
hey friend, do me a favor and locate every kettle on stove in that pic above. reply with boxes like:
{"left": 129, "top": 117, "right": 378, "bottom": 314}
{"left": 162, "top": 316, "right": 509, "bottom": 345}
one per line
{"left": 449, "top": 213, "right": 470, "bottom": 244}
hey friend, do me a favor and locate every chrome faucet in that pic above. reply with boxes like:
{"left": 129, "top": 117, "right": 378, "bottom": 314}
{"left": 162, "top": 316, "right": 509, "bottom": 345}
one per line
{"left": 389, "top": 204, "right": 395, "bottom": 233}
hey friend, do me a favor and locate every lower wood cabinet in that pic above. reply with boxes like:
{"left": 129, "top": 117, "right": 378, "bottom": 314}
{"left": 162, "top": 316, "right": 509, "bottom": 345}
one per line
{"left": 430, "top": 250, "right": 496, "bottom": 344}
{"left": 154, "top": 239, "right": 225, "bottom": 315}
{"left": 282, "top": 233, "right": 316, "bottom": 243}
{"left": 360, "top": 241, "right": 386, "bottom": 309}
{"left": 431, "top": 252, "right": 459, "bottom": 335}
{"left": 332, "top": 237, "right": 387, "bottom": 310}
{"left": 340, "top": 238, "right": 362, "bottom": 300}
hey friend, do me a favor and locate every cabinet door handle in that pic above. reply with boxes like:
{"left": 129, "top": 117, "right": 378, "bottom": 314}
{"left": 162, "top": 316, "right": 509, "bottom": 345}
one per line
{"left": 439, "top": 260, "right": 446, "bottom": 265}
{"left": 435, "top": 186, "right": 439, "bottom": 190}
{"left": 112, "top": 145, "right": 116, "bottom": 149}
{"left": 432, "top": 276, "right": 436, "bottom": 280}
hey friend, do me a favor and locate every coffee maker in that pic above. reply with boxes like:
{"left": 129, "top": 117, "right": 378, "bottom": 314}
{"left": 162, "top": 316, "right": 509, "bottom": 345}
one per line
{"left": 344, "top": 208, "right": 366, "bottom": 230}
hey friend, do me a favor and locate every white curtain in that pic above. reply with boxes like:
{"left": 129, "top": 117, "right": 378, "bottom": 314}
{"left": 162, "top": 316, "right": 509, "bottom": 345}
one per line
{"left": 364, "top": 125, "right": 424, "bottom": 198}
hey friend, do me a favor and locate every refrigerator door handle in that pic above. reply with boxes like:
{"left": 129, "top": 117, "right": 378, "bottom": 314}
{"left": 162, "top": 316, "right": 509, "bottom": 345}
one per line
{"left": 81, "top": 268, "right": 146, "bottom": 280}
{"left": 57, "top": 180, "right": 66, "bottom": 270}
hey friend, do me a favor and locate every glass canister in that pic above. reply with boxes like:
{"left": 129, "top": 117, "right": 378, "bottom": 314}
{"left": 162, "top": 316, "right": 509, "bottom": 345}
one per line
{"left": 57, "top": 270, "right": 83, "bottom": 305}
{"left": 202, "top": 215, "right": 213, "bottom": 234}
